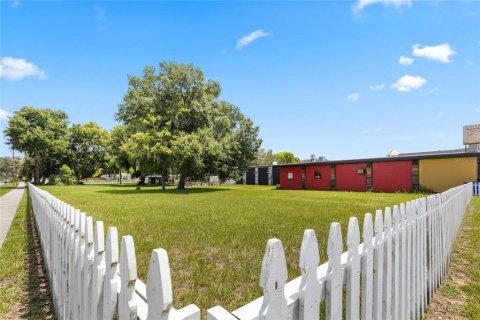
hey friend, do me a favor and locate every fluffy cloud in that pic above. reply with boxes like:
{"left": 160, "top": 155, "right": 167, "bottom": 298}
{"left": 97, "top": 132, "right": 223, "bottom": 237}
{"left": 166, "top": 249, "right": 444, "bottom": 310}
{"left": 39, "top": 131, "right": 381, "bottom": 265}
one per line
{"left": 236, "top": 30, "right": 271, "bottom": 50}
{"left": 0, "top": 109, "right": 11, "bottom": 121}
{"left": 369, "top": 83, "right": 385, "bottom": 91}
{"left": 412, "top": 43, "right": 455, "bottom": 63}
{"left": 0, "top": 57, "right": 46, "bottom": 81}
{"left": 398, "top": 56, "right": 414, "bottom": 65}
{"left": 354, "top": 0, "right": 412, "bottom": 12}
{"left": 347, "top": 93, "right": 360, "bottom": 101}
{"left": 390, "top": 74, "right": 427, "bottom": 92}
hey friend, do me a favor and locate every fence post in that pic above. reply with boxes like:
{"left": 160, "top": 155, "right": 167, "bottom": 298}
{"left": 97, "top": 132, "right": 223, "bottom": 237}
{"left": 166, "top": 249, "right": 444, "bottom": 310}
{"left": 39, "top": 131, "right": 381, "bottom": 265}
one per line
{"left": 383, "top": 207, "right": 392, "bottom": 319}
{"left": 392, "top": 205, "right": 401, "bottom": 319}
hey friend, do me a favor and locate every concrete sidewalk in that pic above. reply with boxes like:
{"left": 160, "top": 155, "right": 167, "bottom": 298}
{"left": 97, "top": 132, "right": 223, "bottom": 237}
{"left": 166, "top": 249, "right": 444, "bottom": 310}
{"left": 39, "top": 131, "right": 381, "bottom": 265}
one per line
{"left": 0, "top": 182, "right": 26, "bottom": 248}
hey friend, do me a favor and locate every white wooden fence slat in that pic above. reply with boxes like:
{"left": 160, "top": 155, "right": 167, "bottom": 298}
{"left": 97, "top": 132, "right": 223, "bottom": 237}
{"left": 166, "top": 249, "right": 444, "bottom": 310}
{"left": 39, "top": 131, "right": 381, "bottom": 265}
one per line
{"left": 326, "top": 223, "right": 343, "bottom": 320}
{"left": 373, "top": 209, "right": 384, "bottom": 320}
{"left": 362, "top": 213, "right": 374, "bottom": 320}
{"left": 92, "top": 221, "right": 106, "bottom": 320}
{"left": 103, "top": 226, "right": 120, "bottom": 320}
{"left": 298, "top": 229, "right": 321, "bottom": 320}
{"left": 391, "top": 205, "right": 401, "bottom": 319}
{"left": 84, "top": 216, "right": 95, "bottom": 320}
{"left": 119, "top": 235, "right": 139, "bottom": 320}
{"left": 383, "top": 207, "right": 392, "bottom": 320}
{"left": 346, "top": 218, "right": 360, "bottom": 320}
{"left": 399, "top": 203, "right": 407, "bottom": 320}
{"left": 259, "top": 239, "right": 288, "bottom": 320}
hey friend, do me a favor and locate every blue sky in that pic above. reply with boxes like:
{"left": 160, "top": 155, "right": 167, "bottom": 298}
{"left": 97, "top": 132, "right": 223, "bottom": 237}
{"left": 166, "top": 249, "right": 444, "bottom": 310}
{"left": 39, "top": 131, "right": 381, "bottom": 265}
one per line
{"left": 1, "top": 0, "right": 479, "bottom": 160}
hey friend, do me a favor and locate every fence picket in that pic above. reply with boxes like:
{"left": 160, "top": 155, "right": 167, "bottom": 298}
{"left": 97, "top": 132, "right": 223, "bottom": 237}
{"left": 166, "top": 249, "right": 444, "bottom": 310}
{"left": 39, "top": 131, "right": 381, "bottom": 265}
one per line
{"left": 346, "top": 218, "right": 360, "bottom": 320}
{"left": 103, "top": 227, "right": 120, "bottom": 320}
{"left": 84, "top": 216, "right": 95, "bottom": 320}
{"left": 298, "top": 229, "right": 321, "bottom": 320}
{"left": 373, "top": 209, "right": 384, "bottom": 320}
{"left": 259, "top": 239, "right": 288, "bottom": 320}
{"left": 92, "top": 221, "right": 106, "bottom": 320}
{"left": 326, "top": 223, "right": 343, "bottom": 320}
{"left": 119, "top": 235, "right": 139, "bottom": 320}
{"left": 362, "top": 213, "right": 374, "bottom": 320}
{"left": 383, "top": 207, "right": 392, "bottom": 320}
{"left": 392, "top": 205, "right": 400, "bottom": 319}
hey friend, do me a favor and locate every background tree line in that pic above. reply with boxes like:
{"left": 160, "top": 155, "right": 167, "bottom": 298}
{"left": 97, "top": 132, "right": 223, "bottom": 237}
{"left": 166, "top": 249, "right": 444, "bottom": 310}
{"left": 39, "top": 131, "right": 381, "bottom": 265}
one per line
{"left": 3, "top": 62, "right": 265, "bottom": 189}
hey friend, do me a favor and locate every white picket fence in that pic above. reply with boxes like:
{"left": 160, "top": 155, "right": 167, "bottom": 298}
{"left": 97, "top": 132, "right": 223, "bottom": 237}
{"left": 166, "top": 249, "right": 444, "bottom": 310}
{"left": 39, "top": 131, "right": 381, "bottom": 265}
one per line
{"left": 28, "top": 182, "right": 473, "bottom": 320}
{"left": 473, "top": 181, "right": 479, "bottom": 196}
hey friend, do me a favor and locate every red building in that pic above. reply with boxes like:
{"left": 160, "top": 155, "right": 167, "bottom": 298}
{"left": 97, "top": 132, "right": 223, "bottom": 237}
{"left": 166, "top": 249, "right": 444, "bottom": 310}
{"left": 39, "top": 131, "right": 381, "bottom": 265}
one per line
{"left": 372, "top": 160, "right": 412, "bottom": 192}
{"left": 279, "top": 166, "right": 303, "bottom": 189}
{"left": 335, "top": 163, "right": 367, "bottom": 192}
{"left": 305, "top": 165, "right": 331, "bottom": 190}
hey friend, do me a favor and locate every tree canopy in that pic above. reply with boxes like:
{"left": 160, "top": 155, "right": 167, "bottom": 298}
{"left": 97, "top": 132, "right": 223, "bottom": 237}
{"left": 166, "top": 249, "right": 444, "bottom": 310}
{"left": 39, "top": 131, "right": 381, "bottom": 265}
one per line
{"left": 3, "top": 106, "right": 69, "bottom": 183}
{"left": 117, "top": 62, "right": 262, "bottom": 189}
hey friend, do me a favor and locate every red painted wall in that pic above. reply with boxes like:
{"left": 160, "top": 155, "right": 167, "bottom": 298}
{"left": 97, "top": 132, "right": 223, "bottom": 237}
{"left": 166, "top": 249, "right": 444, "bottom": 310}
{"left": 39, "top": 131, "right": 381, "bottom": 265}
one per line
{"left": 306, "top": 165, "right": 331, "bottom": 190}
{"left": 279, "top": 166, "right": 303, "bottom": 189}
{"left": 335, "top": 163, "right": 367, "bottom": 192}
{"left": 372, "top": 161, "right": 412, "bottom": 192}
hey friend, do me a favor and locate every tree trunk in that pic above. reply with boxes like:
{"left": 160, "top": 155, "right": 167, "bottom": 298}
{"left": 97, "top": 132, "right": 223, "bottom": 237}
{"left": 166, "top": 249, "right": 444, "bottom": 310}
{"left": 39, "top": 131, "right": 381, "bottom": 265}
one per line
{"left": 34, "top": 171, "right": 40, "bottom": 185}
{"left": 177, "top": 173, "right": 185, "bottom": 190}
{"left": 119, "top": 169, "right": 123, "bottom": 184}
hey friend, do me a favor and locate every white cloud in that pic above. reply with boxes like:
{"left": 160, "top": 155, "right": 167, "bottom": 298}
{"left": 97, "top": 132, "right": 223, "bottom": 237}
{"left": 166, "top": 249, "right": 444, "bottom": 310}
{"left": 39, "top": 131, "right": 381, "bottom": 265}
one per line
{"left": 361, "top": 127, "right": 383, "bottom": 134}
{"left": 0, "top": 57, "right": 47, "bottom": 81}
{"left": 475, "top": 108, "right": 480, "bottom": 113}
{"left": 236, "top": 30, "right": 271, "bottom": 50}
{"left": 347, "top": 93, "right": 360, "bottom": 101}
{"left": 412, "top": 43, "right": 455, "bottom": 63}
{"left": 369, "top": 83, "right": 385, "bottom": 91}
{"left": 354, "top": 0, "right": 412, "bottom": 13}
{"left": 0, "top": 109, "right": 11, "bottom": 121}
{"left": 390, "top": 74, "right": 427, "bottom": 92}
{"left": 12, "top": 0, "right": 20, "bottom": 8}
{"left": 399, "top": 56, "right": 414, "bottom": 65}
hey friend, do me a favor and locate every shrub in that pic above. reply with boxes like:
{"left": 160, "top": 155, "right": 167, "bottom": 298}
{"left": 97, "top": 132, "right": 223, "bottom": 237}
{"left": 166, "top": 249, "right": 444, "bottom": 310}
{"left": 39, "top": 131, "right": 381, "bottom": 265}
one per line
{"left": 58, "top": 164, "right": 76, "bottom": 185}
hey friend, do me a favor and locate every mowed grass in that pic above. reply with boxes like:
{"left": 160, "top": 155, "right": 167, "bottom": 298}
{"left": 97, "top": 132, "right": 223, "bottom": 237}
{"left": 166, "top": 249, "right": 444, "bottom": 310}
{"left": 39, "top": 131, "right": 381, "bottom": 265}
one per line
{"left": 40, "top": 184, "right": 423, "bottom": 313}
{"left": 0, "top": 183, "right": 15, "bottom": 196}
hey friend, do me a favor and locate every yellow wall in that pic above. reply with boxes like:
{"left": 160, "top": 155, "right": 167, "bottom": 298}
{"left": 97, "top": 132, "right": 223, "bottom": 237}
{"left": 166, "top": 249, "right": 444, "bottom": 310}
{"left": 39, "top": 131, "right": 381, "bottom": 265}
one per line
{"left": 419, "top": 157, "right": 478, "bottom": 192}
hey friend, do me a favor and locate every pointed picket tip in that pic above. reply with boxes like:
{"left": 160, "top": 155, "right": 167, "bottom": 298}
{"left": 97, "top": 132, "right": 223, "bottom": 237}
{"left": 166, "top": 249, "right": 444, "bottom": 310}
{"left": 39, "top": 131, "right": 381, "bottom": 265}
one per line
{"left": 120, "top": 236, "right": 137, "bottom": 283}
{"left": 327, "top": 223, "right": 343, "bottom": 258}
{"left": 94, "top": 221, "right": 105, "bottom": 254}
{"left": 374, "top": 210, "right": 383, "bottom": 234}
{"left": 363, "top": 213, "right": 374, "bottom": 243}
{"left": 80, "top": 212, "right": 86, "bottom": 236}
{"left": 106, "top": 227, "right": 119, "bottom": 264}
{"left": 260, "top": 238, "right": 288, "bottom": 290}
{"left": 384, "top": 207, "right": 392, "bottom": 229}
{"left": 393, "top": 205, "right": 400, "bottom": 226}
{"left": 85, "top": 216, "right": 94, "bottom": 244}
{"left": 400, "top": 203, "right": 406, "bottom": 221}
{"left": 347, "top": 217, "right": 360, "bottom": 249}
{"left": 299, "top": 229, "right": 320, "bottom": 272}
{"left": 74, "top": 209, "right": 81, "bottom": 231}
{"left": 146, "top": 248, "right": 173, "bottom": 314}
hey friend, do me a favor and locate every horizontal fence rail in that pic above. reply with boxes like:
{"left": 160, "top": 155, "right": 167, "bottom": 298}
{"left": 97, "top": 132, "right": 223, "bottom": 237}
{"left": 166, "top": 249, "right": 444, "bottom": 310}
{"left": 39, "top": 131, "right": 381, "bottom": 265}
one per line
{"left": 28, "top": 182, "right": 473, "bottom": 320}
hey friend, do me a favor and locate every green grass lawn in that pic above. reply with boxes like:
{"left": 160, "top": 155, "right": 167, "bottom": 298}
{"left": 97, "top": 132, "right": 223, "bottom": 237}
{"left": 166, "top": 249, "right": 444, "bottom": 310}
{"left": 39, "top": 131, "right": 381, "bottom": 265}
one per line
{"left": 0, "top": 191, "right": 54, "bottom": 319}
{"left": 39, "top": 183, "right": 424, "bottom": 313}
{"left": 0, "top": 183, "right": 14, "bottom": 196}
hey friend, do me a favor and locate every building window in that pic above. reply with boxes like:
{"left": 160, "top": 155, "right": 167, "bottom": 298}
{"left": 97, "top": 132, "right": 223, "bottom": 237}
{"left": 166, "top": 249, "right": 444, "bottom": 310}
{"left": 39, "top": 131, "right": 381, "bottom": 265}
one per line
{"left": 314, "top": 171, "right": 321, "bottom": 179}
{"left": 356, "top": 168, "right": 366, "bottom": 175}
{"left": 287, "top": 172, "right": 293, "bottom": 180}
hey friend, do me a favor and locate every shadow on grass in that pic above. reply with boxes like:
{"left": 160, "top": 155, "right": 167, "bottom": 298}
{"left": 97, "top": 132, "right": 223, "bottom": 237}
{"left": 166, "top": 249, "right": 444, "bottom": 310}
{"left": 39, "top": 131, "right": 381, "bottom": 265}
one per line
{"left": 19, "top": 194, "right": 55, "bottom": 319}
{"left": 96, "top": 186, "right": 231, "bottom": 195}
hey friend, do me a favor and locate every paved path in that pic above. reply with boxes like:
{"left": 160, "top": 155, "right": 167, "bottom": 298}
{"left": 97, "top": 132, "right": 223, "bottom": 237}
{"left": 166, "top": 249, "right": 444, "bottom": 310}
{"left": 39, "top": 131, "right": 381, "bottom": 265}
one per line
{"left": 0, "top": 182, "right": 26, "bottom": 248}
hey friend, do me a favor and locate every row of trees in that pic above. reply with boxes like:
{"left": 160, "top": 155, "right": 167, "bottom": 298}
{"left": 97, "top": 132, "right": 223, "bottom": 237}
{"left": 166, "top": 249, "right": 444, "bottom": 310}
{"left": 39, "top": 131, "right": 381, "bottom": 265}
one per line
{"left": 3, "top": 62, "right": 263, "bottom": 189}
{"left": 252, "top": 149, "right": 301, "bottom": 165}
